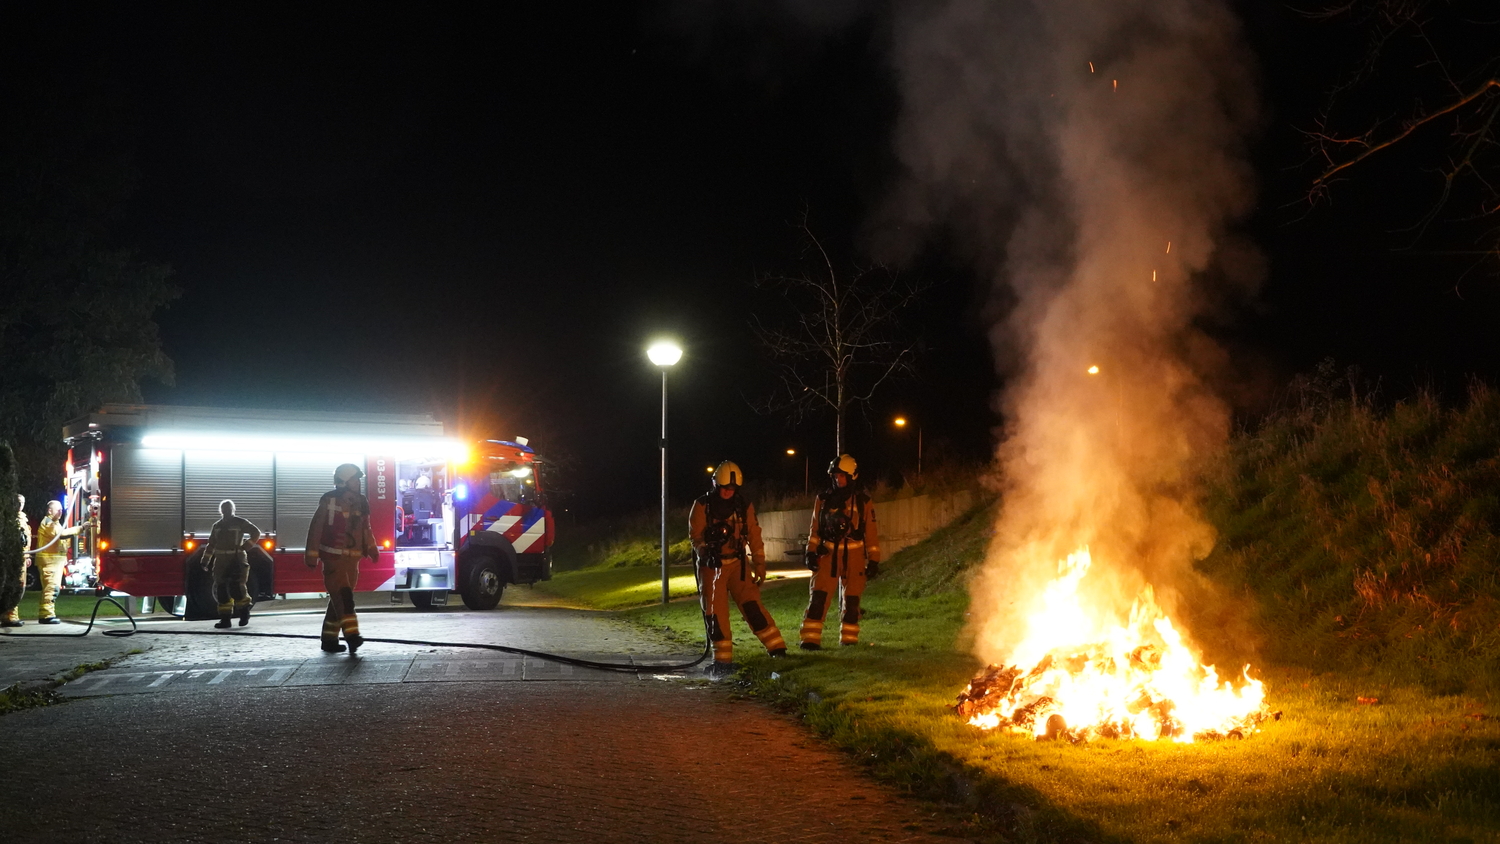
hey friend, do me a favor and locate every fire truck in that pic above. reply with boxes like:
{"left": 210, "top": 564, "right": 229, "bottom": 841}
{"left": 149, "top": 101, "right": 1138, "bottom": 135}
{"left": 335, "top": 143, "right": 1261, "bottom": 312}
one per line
{"left": 58, "top": 404, "right": 553, "bottom": 619}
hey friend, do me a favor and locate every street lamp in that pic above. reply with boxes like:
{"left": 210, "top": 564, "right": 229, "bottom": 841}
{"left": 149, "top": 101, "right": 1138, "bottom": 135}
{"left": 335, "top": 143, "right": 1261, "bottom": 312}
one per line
{"left": 893, "top": 416, "right": 922, "bottom": 481}
{"left": 647, "top": 339, "right": 682, "bottom": 604}
{"left": 786, "top": 448, "right": 807, "bottom": 495}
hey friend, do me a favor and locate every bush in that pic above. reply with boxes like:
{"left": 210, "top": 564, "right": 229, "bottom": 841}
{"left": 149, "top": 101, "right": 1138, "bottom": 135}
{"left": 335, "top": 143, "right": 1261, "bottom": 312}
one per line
{"left": 1200, "top": 381, "right": 1500, "bottom": 692}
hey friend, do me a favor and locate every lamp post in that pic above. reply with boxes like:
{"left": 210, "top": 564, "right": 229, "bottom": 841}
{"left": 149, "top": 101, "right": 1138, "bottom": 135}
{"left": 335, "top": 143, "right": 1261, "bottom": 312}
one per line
{"left": 893, "top": 416, "right": 922, "bottom": 480}
{"left": 786, "top": 448, "right": 808, "bottom": 495}
{"left": 647, "top": 339, "right": 682, "bottom": 604}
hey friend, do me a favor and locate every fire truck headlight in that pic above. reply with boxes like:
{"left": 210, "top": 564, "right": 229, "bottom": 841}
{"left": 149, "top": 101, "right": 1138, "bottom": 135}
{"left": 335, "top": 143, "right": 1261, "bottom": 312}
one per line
{"left": 509, "top": 466, "right": 532, "bottom": 479}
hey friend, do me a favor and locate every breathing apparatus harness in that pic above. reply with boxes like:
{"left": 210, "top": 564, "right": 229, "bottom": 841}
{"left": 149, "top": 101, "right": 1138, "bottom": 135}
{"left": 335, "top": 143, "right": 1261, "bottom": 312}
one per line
{"left": 697, "top": 491, "right": 751, "bottom": 579}
{"left": 816, "top": 486, "right": 867, "bottom": 579}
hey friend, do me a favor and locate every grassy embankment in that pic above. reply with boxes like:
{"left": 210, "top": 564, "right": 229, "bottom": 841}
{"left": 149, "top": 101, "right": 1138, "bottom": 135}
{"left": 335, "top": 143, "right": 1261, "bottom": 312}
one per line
{"left": 538, "top": 407, "right": 1500, "bottom": 843}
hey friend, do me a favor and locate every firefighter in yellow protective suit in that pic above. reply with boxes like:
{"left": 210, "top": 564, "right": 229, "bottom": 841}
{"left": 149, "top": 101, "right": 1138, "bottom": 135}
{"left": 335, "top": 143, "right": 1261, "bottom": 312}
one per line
{"left": 799, "top": 454, "right": 880, "bottom": 650}
{"left": 203, "top": 499, "right": 262, "bottom": 629}
{"left": 305, "top": 463, "right": 379, "bottom": 654}
{"left": 35, "top": 500, "right": 89, "bottom": 624}
{"left": 690, "top": 461, "right": 787, "bottom": 677}
{"left": 2, "top": 495, "right": 30, "bottom": 627}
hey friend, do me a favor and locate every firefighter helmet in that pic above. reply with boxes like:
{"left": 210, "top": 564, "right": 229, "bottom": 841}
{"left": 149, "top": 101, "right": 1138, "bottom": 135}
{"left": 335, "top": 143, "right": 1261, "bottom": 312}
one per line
{"left": 712, "top": 460, "right": 744, "bottom": 489}
{"left": 828, "top": 454, "right": 858, "bottom": 480}
{"left": 333, "top": 463, "right": 365, "bottom": 487}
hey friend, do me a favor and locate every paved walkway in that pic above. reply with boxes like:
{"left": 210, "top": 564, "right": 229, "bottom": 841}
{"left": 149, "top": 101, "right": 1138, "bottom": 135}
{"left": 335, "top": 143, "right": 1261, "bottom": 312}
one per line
{"left": 58, "top": 652, "right": 693, "bottom": 697}
{"left": 2, "top": 594, "right": 694, "bottom": 687}
{"left": 2, "top": 598, "right": 974, "bottom": 842}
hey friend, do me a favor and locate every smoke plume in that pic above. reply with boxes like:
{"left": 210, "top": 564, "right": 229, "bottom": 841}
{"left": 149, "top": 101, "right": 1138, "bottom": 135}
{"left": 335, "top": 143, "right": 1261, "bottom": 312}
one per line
{"left": 881, "top": 0, "right": 1261, "bottom": 663}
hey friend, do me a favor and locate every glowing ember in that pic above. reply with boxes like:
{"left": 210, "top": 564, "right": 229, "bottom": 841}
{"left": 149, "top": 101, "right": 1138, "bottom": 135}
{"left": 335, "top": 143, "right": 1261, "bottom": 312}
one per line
{"left": 956, "top": 548, "right": 1270, "bottom": 743}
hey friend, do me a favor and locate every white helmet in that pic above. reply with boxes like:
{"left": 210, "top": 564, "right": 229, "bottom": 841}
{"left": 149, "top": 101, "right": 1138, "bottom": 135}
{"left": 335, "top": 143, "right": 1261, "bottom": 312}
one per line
{"left": 712, "top": 460, "right": 744, "bottom": 489}
{"left": 333, "top": 463, "right": 364, "bottom": 487}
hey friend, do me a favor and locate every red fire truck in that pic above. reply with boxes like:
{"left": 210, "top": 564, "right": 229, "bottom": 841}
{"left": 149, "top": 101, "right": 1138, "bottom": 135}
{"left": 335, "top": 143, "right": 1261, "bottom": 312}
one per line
{"left": 59, "top": 405, "right": 553, "bottom": 618}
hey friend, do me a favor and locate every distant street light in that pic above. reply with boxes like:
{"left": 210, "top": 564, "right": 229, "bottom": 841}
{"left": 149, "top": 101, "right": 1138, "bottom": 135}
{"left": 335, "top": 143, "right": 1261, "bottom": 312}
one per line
{"left": 893, "top": 416, "right": 922, "bottom": 481}
{"left": 647, "top": 339, "right": 682, "bottom": 604}
{"left": 786, "top": 448, "right": 808, "bottom": 495}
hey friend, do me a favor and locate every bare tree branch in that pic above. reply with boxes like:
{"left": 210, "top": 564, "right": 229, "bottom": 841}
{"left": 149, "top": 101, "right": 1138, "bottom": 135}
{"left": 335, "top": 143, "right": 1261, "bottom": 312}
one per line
{"left": 1310, "top": 78, "right": 1500, "bottom": 189}
{"left": 749, "top": 212, "right": 928, "bottom": 453}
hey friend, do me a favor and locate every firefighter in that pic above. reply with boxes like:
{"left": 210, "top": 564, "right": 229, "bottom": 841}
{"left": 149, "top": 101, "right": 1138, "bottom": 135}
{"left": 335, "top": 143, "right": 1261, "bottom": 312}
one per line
{"left": 305, "top": 463, "right": 378, "bottom": 654}
{"left": 690, "top": 460, "right": 787, "bottom": 677}
{"left": 2, "top": 495, "right": 29, "bottom": 627}
{"left": 799, "top": 454, "right": 880, "bottom": 650}
{"left": 34, "top": 500, "right": 88, "bottom": 624}
{"left": 203, "top": 499, "right": 262, "bottom": 629}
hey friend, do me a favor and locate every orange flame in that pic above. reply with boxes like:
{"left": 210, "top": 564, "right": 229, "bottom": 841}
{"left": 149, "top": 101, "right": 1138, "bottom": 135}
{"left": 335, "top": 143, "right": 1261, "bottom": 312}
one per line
{"left": 959, "top": 548, "right": 1267, "bottom": 742}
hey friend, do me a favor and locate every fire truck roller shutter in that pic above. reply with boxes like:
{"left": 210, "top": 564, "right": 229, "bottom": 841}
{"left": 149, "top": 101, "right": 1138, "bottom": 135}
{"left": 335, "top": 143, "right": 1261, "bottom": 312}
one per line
{"left": 183, "top": 451, "right": 273, "bottom": 537}
{"left": 109, "top": 446, "right": 185, "bottom": 551}
{"left": 459, "top": 535, "right": 516, "bottom": 611}
{"left": 273, "top": 452, "right": 365, "bottom": 550}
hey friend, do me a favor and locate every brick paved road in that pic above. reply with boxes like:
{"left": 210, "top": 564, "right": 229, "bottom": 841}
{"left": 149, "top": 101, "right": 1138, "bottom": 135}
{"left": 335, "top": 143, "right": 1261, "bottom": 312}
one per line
{"left": 1, "top": 604, "right": 969, "bottom": 843}
{"left": 1, "top": 681, "right": 960, "bottom": 843}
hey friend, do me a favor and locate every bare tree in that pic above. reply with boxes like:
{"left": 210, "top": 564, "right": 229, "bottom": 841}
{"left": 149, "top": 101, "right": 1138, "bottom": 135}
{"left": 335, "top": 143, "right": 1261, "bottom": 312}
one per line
{"left": 751, "top": 215, "right": 926, "bottom": 454}
{"left": 1300, "top": 1, "right": 1500, "bottom": 260}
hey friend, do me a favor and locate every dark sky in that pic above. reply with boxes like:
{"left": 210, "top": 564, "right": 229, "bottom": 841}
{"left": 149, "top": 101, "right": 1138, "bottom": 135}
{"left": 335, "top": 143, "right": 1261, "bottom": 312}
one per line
{"left": 7, "top": 2, "right": 1500, "bottom": 515}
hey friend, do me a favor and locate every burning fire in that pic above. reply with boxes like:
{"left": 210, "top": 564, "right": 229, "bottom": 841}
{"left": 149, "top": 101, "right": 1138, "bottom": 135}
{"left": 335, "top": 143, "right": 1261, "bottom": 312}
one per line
{"left": 956, "top": 548, "right": 1269, "bottom": 743}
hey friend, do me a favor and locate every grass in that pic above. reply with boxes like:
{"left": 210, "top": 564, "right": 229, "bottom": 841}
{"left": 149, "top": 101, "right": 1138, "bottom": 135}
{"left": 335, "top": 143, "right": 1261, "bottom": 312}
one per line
{"left": 1, "top": 657, "right": 121, "bottom": 717}
{"left": 531, "top": 564, "right": 702, "bottom": 610}
{"left": 7, "top": 591, "right": 133, "bottom": 620}
{"left": 537, "top": 493, "right": 1500, "bottom": 842}
{"left": 1200, "top": 381, "right": 1500, "bottom": 694}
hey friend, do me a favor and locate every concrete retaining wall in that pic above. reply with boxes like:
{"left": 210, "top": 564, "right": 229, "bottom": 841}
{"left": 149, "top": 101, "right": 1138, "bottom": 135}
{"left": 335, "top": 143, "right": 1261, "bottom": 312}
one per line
{"left": 758, "top": 489, "right": 976, "bottom": 562}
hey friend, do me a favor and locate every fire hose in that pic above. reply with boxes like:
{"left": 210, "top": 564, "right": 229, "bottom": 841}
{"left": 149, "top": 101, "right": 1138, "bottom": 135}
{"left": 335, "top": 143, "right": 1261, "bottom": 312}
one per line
{"left": 2, "top": 578, "right": 715, "bottom": 675}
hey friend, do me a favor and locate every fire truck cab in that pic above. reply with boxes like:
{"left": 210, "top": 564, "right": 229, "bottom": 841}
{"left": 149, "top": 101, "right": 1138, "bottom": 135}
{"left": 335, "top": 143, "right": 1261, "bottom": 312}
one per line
{"left": 61, "top": 404, "right": 553, "bottom": 618}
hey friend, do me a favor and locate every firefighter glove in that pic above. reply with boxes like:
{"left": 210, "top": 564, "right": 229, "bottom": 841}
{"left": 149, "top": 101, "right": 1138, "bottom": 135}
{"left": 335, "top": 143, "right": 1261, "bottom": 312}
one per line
{"left": 805, "top": 548, "right": 819, "bottom": 573}
{"left": 366, "top": 547, "right": 380, "bottom": 566}
{"left": 697, "top": 548, "right": 722, "bottom": 569}
{"left": 752, "top": 561, "right": 767, "bottom": 585}
{"left": 304, "top": 552, "right": 318, "bottom": 569}
{"left": 865, "top": 560, "right": 881, "bottom": 580}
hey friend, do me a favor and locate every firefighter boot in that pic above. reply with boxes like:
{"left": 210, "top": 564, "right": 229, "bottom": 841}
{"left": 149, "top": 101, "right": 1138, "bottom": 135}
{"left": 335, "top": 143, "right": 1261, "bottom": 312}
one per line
{"left": 345, "top": 633, "right": 365, "bottom": 654}
{"left": 214, "top": 612, "right": 232, "bottom": 629}
{"left": 321, "top": 641, "right": 346, "bottom": 653}
{"left": 236, "top": 602, "right": 251, "bottom": 627}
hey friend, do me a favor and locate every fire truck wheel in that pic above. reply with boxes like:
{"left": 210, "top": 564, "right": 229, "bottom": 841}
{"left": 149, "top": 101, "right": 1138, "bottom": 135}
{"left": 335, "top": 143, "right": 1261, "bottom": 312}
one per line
{"left": 460, "top": 557, "right": 504, "bottom": 610}
{"left": 409, "top": 591, "right": 434, "bottom": 609}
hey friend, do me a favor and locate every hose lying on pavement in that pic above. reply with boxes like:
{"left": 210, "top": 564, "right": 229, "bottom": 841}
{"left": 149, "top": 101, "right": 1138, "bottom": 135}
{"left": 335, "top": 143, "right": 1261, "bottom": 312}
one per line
{"left": 2, "top": 595, "right": 714, "bottom": 674}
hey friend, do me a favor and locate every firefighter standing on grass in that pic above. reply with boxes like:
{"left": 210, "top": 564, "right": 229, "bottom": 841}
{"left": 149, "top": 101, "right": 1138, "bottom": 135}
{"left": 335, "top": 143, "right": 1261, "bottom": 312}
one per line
{"left": 203, "top": 499, "right": 261, "bottom": 629}
{"left": 690, "top": 461, "right": 787, "bottom": 677}
{"left": 35, "top": 500, "right": 89, "bottom": 625}
{"left": 305, "top": 463, "right": 379, "bottom": 654}
{"left": 800, "top": 454, "right": 880, "bottom": 650}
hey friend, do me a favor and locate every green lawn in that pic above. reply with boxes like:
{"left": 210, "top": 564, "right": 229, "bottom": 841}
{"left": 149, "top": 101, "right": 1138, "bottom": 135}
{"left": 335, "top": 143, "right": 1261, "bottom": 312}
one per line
{"left": 6, "top": 591, "right": 133, "bottom": 621}
{"left": 549, "top": 506, "right": 1500, "bottom": 843}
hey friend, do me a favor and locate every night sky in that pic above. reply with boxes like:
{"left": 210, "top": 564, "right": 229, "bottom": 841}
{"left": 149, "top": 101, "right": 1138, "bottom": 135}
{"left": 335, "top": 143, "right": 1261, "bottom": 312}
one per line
{"left": 7, "top": 2, "right": 1499, "bottom": 516}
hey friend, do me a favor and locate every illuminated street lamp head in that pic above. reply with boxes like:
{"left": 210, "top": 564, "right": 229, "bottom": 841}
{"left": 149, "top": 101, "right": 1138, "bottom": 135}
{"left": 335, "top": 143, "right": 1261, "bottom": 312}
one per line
{"left": 786, "top": 448, "right": 796, "bottom": 455}
{"left": 893, "top": 417, "right": 908, "bottom": 427}
{"left": 1087, "top": 365, "right": 1100, "bottom": 375}
{"left": 646, "top": 340, "right": 683, "bottom": 367}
